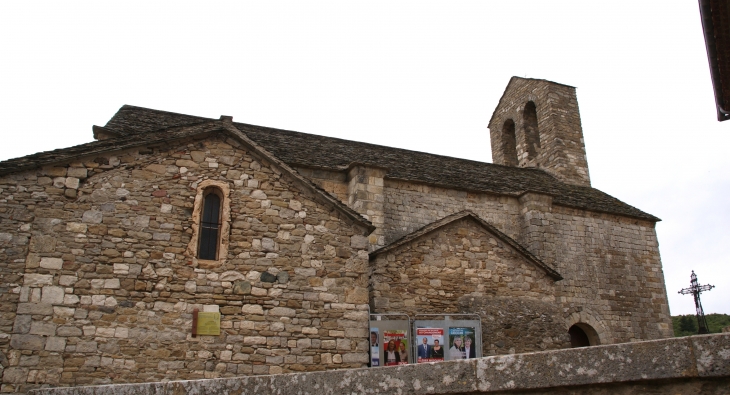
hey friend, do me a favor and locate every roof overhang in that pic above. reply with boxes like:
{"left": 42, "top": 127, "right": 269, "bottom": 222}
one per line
{"left": 699, "top": 0, "right": 730, "bottom": 121}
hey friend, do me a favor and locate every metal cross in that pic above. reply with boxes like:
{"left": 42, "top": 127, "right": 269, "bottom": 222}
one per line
{"left": 678, "top": 271, "right": 715, "bottom": 334}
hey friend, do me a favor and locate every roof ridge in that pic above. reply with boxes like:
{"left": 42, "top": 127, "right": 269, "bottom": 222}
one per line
{"left": 102, "top": 105, "right": 213, "bottom": 136}
{"left": 118, "top": 104, "right": 215, "bottom": 122}
{"left": 235, "top": 122, "right": 551, "bottom": 174}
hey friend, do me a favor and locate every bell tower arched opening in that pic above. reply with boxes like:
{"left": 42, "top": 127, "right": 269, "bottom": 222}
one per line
{"left": 522, "top": 101, "right": 540, "bottom": 161}
{"left": 501, "top": 119, "right": 518, "bottom": 166}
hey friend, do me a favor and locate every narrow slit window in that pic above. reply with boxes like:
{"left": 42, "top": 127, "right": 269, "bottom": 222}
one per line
{"left": 198, "top": 191, "right": 221, "bottom": 260}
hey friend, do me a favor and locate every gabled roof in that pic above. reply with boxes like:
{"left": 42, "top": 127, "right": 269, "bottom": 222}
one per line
{"left": 0, "top": 120, "right": 220, "bottom": 176}
{"left": 369, "top": 210, "right": 563, "bottom": 281}
{"left": 0, "top": 104, "right": 660, "bottom": 221}
{"left": 0, "top": 119, "right": 375, "bottom": 235}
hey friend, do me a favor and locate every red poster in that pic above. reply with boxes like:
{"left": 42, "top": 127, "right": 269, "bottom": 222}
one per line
{"left": 383, "top": 330, "right": 408, "bottom": 365}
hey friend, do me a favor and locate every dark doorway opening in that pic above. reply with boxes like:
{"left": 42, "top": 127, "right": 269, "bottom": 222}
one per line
{"left": 568, "top": 325, "right": 590, "bottom": 348}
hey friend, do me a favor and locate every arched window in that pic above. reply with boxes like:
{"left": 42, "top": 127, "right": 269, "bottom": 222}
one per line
{"left": 198, "top": 189, "right": 222, "bottom": 260}
{"left": 522, "top": 101, "right": 540, "bottom": 160}
{"left": 501, "top": 119, "right": 518, "bottom": 166}
{"left": 186, "top": 179, "right": 231, "bottom": 266}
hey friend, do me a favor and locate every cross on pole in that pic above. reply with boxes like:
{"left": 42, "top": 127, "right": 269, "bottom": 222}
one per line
{"left": 678, "top": 271, "right": 715, "bottom": 334}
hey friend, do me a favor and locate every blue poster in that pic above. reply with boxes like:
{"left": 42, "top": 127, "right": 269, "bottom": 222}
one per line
{"left": 448, "top": 327, "right": 476, "bottom": 360}
{"left": 370, "top": 328, "right": 380, "bottom": 366}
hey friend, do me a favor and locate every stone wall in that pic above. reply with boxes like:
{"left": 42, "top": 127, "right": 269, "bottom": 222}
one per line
{"left": 285, "top": 166, "right": 672, "bottom": 344}
{"left": 378, "top": 180, "right": 672, "bottom": 343}
{"left": 458, "top": 296, "right": 570, "bottom": 356}
{"left": 548, "top": 205, "right": 673, "bottom": 342}
{"left": 346, "top": 165, "right": 387, "bottom": 249}
{"left": 370, "top": 216, "right": 565, "bottom": 355}
{"left": 382, "top": 180, "right": 523, "bottom": 245}
{"left": 0, "top": 135, "right": 371, "bottom": 394}
{"left": 370, "top": 217, "right": 557, "bottom": 312}
{"left": 29, "top": 333, "right": 730, "bottom": 395}
{"left": 293, "top": 167, "right": 348, "bottom": 204}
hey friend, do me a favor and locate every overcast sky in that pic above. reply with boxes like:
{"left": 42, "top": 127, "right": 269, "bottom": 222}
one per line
{"left": 1, "top": 1, "right": 727, "bottom": 316}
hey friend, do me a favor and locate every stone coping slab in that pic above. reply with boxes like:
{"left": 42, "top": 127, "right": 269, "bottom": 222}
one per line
{"left": 31, "top": 333, "right": 730, "bottom": 395}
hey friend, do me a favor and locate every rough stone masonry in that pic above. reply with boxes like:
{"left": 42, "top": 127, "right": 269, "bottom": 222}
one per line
{"left": 0, "top": 77, "right": 673, "bottom": 393}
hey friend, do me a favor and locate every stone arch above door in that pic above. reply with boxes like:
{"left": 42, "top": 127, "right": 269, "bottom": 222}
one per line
{"left": 566, "top": 308, "right": 613, "bottom": 346}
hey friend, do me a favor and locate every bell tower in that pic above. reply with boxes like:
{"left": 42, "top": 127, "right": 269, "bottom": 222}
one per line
{"left": 488, "top": 77, "right": 591, "bottom": 187}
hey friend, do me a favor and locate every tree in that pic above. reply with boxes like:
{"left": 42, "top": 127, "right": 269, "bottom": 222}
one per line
{"left": 679, "top": 315, "right": 697, "bottom": 334}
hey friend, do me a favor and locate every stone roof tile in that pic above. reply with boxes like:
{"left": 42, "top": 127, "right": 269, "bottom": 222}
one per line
{"left": 0, "top": 122, "right": 217, "bottom": 175}
{"left": 234, "top": 122, "right": 658, "bottom": 222}
{"left": 104, "top": 104, "right": 210, "bottom": 135}
{"left": 0, "top": 105, "right": 659, "bottom": 221}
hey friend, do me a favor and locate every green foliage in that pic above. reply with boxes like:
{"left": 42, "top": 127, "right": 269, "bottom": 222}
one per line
{"left": 671, "top": 314, "right": 730, "bottom": 337}
{"left": 678, "top": 315, "right": 697, "bottom": 333}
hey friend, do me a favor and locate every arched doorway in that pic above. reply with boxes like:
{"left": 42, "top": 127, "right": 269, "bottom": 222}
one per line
{"left": 568, "top": 323, "right": 600, "bottom": 348}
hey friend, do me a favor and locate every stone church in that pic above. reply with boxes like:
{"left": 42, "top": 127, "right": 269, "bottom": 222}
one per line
{"left": 0, "top": 77, "right": 673, "bottom": 393}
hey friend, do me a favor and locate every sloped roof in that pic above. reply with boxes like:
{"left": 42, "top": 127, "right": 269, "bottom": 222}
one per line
{"left": 0, "top": 121, "right": 219, "bottom": 176}
{"left": 0, "top": 104, "right": 659, "bottom": 221}
{"left": 235, "top": 122, "right": 656, "bottom": 221}
{"left": 370, "top": 210, "right": 562, "bottom": 280}
{"left": 103, "top": 105, "right": 211, "bottom": 134}
{"left": 0, "top": 119, "right": 375, "bottom": 234}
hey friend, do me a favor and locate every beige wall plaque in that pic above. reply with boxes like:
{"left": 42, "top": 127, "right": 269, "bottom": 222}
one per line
{"left": 196, "top": 312, "right": 221, "bottom": 336}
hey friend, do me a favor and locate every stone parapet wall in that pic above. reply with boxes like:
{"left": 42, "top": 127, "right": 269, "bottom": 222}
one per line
{"left": 29, "top": 333, "right": 730, "bottom": 395}
{"left": 0, "top": 135, "right": 371, "bottom": 394}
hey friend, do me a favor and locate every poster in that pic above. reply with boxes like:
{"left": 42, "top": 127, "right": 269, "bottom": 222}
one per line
{"left": 370, "top": 329, "right": 380, "bottom": 367}
{"left": 383, "top": 330, "right": 408, "bottom": 365}
{"left": 448, "top": 327, "right": 476, "bottom": 360}
{"left": 416, "top": 327, "right": 444, "bottom": 363}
